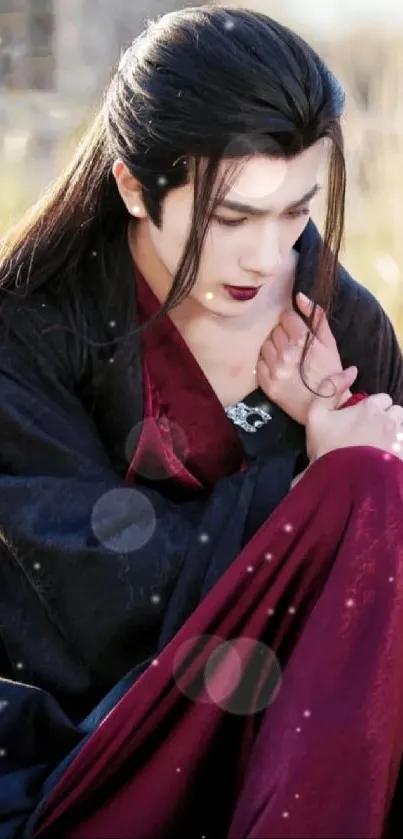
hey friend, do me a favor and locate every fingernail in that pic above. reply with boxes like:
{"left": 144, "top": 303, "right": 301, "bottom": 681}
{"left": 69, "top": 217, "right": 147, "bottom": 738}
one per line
{"left": 297, "top": 292, "right": 311, "bottom": 303}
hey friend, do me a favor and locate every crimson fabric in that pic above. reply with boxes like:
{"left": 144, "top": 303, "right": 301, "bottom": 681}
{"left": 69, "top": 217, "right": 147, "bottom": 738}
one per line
{"left": 34, "top": 446, "right": 403, "bottom": 838}
{"left": 341, "top": 392, "right": 368, "bottom": 408}
{"left": 126, "top": 268, "right": 247, "bottom": 490}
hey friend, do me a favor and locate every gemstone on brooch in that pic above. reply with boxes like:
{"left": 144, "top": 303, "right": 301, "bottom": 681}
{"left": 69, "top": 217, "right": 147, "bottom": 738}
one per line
{"left": 225, "top": 402, "right": 272, "bottom": 433}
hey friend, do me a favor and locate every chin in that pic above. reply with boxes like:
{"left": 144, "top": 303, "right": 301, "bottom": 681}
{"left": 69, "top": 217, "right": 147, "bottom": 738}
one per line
{"left": 201, "top": 298, "right": 254, "bottom": 318}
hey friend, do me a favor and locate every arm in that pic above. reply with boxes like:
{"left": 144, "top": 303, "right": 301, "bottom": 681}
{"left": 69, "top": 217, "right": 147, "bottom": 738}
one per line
{"left": 0, "top": 295, "right": 296, "bottom": 712}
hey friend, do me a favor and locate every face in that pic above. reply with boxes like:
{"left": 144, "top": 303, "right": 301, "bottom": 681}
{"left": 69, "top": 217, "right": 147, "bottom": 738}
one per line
{"left": 114, "top": 140, "right": 326, "bottom": 319}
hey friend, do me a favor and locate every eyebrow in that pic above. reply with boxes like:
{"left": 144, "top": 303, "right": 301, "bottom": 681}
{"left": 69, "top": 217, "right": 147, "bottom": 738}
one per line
{"left": 217, "top": 184, "right": 322, "bottom": 216}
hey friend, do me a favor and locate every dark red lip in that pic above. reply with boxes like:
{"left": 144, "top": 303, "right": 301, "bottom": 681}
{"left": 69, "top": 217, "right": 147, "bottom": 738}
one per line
{"left": 224, "top": 285, "right": 261, "bottom": 301}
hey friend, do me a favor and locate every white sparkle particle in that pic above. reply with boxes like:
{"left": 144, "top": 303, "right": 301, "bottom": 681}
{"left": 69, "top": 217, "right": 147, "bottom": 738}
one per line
{"left": 392, "top": 442, "right": 401, "bottom": 453}
{"left": 224, "top": 20, "right": 235, "bottom": 30}
{"left": 91, "top": 250, "right": 98, "bottom": 257}
{"left": 288, "top": 606, "right": 296, "bottom": 615}
{"left": 151, "top": 594, "right": 161, "bottom": 605}
{"left": 41, "top": 303, "right": 47, "bottom": 308}
{"left": 282, "top": 811, "right": 290, "bottom": 819}
{"left": 295, "top": 793, "right": 300, "bottom": 800}
{"left": 0, "top": 700, "right": 8, "bottom": 712}
{"left": 397, "top": 432, "right": 403, "bottom": 442}
{"left": 284, "top": 523, "right": 293, "bottom": 533}
{"left": 303, "top": 709, "right": 311, "bottom": 718}
{"left": 33, "top": 562, "right": 41, "bottom": 571}
{"left": 108, "top": 320, "right": 116, "bottom": 328}
{"left": 389, "top": 576, "right": 395, "bottom": 582}
{"left": 296, "top": 727, "right": 301, "bottom": 733}
{"left": 91, "top": 487, "right": 156, "bottom": 552}
{"left": 383, "top": 453, "right": 392, "bottom": 461}
{"left": 247, "top": 566, "right": 254, "bottom": 573}
{"left": 157, "top": 176, "right": 167, "bottom": 187}
{"left": 176, "top": 767, "right": 181, "bottom": 773}
{"left": 151, "top": 658, "right": 159, "bottom": 667}
{"left": 253, "top": 368, "right": 257, "bottom": 375}
{"left": 205, "top": 292, "right": 214, "bottom": 300}
{"left": 264, "top": 552, "right": 273, "bottom": 561}
{"left": 346, "top": 598, "right": 355, "bottom": 608}
{"left": 267, "top": 607, "right": 276, "bottom": 616}
{"left": 199, "top": 532, "right": 209, "bottom": 544}
{"left": 16, "top": 662, "right": 24, "bottom": 670}
{"left": 108, "top": 357, "right": 115, "bottom": 364}
{"left": 0, "top": 748, "right": 6, "bottom": 758}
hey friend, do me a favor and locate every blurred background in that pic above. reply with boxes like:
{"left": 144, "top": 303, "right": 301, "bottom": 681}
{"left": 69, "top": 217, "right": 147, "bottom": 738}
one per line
{"left": 1, "top": 0, "right": 402, "bottom": 336}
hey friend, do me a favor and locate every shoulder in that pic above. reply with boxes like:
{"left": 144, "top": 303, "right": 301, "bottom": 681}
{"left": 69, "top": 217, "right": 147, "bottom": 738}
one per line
{"left": 332, "top": 262, "right": 403, "bottom": 398}
{"left": 331, "top": 261, "right": 387, "bottom": 343}
{"left": 297, "top": 220, "right": 403, "bottom": 396}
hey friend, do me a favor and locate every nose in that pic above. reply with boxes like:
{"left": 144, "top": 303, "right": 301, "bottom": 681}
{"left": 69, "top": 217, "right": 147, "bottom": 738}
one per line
{"left": 240, "top": 223, "right": 284, "bottom": 277}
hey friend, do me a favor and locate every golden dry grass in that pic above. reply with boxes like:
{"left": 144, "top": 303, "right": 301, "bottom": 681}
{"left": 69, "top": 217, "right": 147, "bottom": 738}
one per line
{"left": 321, "top": 32, "right": 403, "bottom": 338}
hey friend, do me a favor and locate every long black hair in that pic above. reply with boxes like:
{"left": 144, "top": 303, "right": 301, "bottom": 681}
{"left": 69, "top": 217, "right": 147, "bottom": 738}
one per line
{"left": 0, "top": 5, "right": 346, "bottom": 355}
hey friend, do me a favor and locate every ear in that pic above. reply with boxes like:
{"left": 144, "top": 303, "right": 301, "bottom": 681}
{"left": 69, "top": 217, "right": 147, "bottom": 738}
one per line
{"left": 112, "top": 159, "right": 147, "bottom": 218}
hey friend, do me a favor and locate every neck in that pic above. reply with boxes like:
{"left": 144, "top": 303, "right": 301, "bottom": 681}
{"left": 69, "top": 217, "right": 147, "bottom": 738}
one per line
{"left": 128, "top": 219, "right": 172, "bottom": 305}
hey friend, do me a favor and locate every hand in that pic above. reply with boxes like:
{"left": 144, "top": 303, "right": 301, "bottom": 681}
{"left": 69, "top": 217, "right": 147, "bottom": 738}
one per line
{"left": 257, "top": 293, "right": 350, "bottom": 425}
{"left": 306, "top": 369, "right": 403, "bottom": 462}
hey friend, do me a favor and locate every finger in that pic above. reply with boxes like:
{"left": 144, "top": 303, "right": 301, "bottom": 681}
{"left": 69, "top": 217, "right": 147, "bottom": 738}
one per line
{"left": 308, "top": 366, "right": 358, "bottom": 418}
{"left": 282, "top": 344, "right": 303, "bottom": 365}
{"left": 256, "top": 355, "right": 273, "bottom": 393}
{"left": 389, "top": 407, "right": 403, "bottom": 447}
{"left": 280, "top": 308, "right": 308, "bottom": 345}
{"left": 259, "top": 338, "right": 279, "bottom": 372}
{"left": 385, "top": 405, "right": 403, "bottom": 427}
{"left": 296, "top": 293, "right": 336, "bottom": 348}
{"left": 270, "top": 323, "right": 290, "bottom": 356}
{"left": 366, "top": 393, "right": 394, "bottom": 412}
{"left": 259, "top": 339, "right": 297, "bottom": 387}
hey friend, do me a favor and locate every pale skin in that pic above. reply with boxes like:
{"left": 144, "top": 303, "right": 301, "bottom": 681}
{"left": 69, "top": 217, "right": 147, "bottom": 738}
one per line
{"left": 112, "top": 146, "right": 403, "bottom": 465}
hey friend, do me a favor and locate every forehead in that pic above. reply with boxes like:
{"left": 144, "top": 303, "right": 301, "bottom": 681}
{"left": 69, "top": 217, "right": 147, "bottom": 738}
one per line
{"left": 220, "top": 140, "right": 326, "bottom": 208}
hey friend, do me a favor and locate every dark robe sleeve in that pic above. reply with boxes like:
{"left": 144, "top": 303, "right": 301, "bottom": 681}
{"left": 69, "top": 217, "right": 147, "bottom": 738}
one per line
{"left": 331, "top": 267, "right": 403, "bottom": 403}
{"left": 0, "top": 295, "right": 296, "bottom": 718}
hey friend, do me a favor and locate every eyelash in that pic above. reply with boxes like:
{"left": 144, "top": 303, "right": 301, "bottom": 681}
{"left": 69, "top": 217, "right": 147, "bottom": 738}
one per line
{"left": 213, "top": 208, "right": 310, "bottom": 227}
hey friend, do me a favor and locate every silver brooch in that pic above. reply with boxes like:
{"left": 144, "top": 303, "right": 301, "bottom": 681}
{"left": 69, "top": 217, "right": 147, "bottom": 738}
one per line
{"left": 225, "top": 402, "right": 272, "bottom": 433}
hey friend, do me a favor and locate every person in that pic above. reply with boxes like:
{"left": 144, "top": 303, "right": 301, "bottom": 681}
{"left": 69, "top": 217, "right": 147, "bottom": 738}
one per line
{"left": 1, "top": 5, "right": 403, "bottom": 837}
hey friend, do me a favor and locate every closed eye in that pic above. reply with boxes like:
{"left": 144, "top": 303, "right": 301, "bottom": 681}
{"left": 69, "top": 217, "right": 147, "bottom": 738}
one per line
{"left": 213, "top": 206, "right": 311, "bottom": 227}
{"left": 286, "top": 207, "right": 310, "bottom": 218}
{"left": 212, "top": 216, "right": 248, "bottom": 227}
